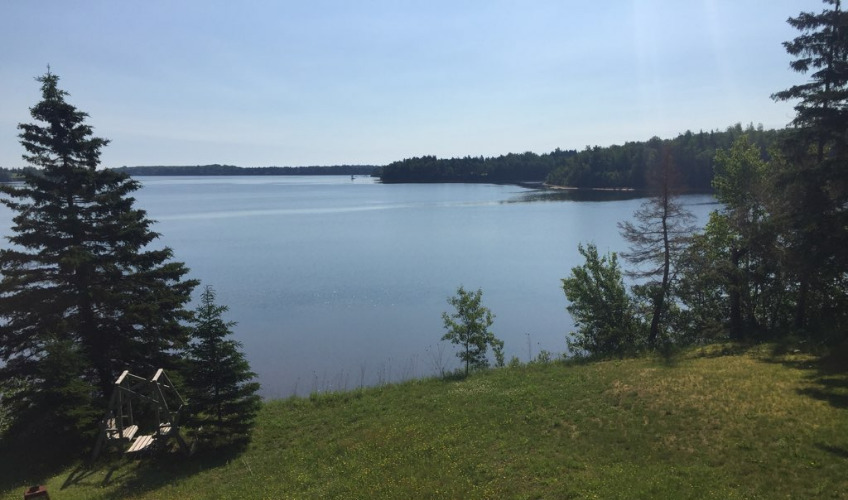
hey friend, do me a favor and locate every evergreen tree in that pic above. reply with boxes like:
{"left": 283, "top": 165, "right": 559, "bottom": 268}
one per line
{"left": 773, "top": 0, "right": 848, "bottom": 148}
{"left": 441, "top": 286, "right": 504, "bottom": 376}
{"left": 185, "top": 285, "right": 261, "bottom": 441}
{"left": 0, "top": 71, "right": 197, "bottom": 440}
{"left": 771, "top": 0, "right": 848, "bottom": 335}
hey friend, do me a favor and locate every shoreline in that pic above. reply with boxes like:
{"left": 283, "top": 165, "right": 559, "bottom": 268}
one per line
{"left": 542, "top": 183, "right": 638, "bottom": 192}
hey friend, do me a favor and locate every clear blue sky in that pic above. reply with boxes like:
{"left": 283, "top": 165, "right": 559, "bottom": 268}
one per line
{"left": 0, "top": 1, "right": 823, "bottom": 168}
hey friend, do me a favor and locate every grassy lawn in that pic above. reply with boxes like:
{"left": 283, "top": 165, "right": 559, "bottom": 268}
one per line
{"left": 2, "top": 343, "right": 846, "bottom": 499}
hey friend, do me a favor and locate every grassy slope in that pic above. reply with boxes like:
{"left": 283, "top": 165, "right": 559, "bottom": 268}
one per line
{"left": 2, "top": 344, "right": 847, "bottom": 499}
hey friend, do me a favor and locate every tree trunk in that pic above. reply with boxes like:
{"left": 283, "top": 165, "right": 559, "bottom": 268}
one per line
{"left": 795, "top": 275, "right": 808, "bottom": 331}
{"left": 648, "top": 293, "right": 664, "bottom": 346}
{"left": 649, "top": 192, "right": 672, "bottom": 347}
{"left": 729, "top": 247, "right": 743, "bottom": 339}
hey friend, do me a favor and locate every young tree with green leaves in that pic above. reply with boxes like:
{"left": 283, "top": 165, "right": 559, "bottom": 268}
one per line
{"left": 0, "top": 71, "right": 198, "bottom": 441}
{"left": 562, "top": 243, "right": 642, "bottom": 356}
{"left": 674, "top": 225, "right": 734, "bottom": 343}
{"left": 185, "top": 285, "right": 261, "bottom": 441}
{"left": 710, "top": 135, "right": 784, "bottom": 337}
{"left": 441, "top": 286, "right": 504, "bottom": 376}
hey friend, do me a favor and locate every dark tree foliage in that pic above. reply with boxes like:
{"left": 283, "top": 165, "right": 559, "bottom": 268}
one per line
{"left": 618, "top": 150, "right": 696, "bottom": 347}
{"left": 546, "top": 125, "right": 781, "bottom": 191}
{"left": 441, "top": 286, "right": 504, "bottom": 375}
{"left": 0, "top": 72, "right": 198, "bottom": 441}
{"left": 773, "top": 0, "right": 848, "bottom": 144}
{"left": 676, "top": 135, "right": 792, "bottom": 343}
{"left": 674, "top": 226, "right": 734, "bottom": 343}
{"left": 365, "top": 125, "right": 781, "bottom": 188}
{"left": 380, "top": 150, "right": 575, "bottom": 184}
{"left": 671, "top": 1, "right": 848, "bottom": 344}
{"left": 561, "top": 243, "right": 642, "bottom": 356}
{"left": 771, "top": 0, "right": 848, "bottom": 335}
{"left": 185, "top": 285, "right": 261, "bottom": 441}
{"left": 712, "top": 136, "right": 784, "bottom": 337}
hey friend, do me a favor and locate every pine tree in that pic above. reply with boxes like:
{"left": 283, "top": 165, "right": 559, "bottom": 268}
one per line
{"left": 772, "top": 0, "right": 848, "bottom": 334}
{"left": 185, "top": 285, "right": 261, "bottom": 441}
{"left": 0, "top": 71, "right": 198, "bottom": 440}
{"left": 772, "top": 0, "right": 848, "bottom": 147}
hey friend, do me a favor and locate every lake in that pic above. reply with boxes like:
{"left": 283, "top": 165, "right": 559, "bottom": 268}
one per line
{"left": 0, "top": 176, "right": 717, "bottom": 398}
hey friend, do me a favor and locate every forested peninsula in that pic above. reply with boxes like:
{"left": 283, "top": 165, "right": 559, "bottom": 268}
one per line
{"left": 378, "top": 124, "right": 780, "bottom": 190}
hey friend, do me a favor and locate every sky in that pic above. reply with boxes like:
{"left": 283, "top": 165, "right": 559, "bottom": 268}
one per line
{"left": 0, "top": 0, "right": 825, "bottom": 169}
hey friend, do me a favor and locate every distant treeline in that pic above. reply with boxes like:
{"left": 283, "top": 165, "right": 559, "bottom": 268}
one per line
{"left": 6, "top": 124, "right": 781, "bottom": 190}
{"left": 547, "top": 124, "right": 781, "bottom": 191}
{"left": 0, "top": 167, "right": 38, "bottom": 182}
{"left": 378, "top": 124, "right": 782, "bottom": 190}
{"left": 378, "top": 150, "right": 577, "bottom": 184}
{"left": 115, "top": 164, "right": 379, "bottom": 176}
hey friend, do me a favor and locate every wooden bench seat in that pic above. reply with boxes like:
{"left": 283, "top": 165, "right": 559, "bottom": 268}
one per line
{"left": 126, "top": 434, "right": 155, "bottom": 454}
{"left": 106, "top": 424, "right": 138, "bottom": 441}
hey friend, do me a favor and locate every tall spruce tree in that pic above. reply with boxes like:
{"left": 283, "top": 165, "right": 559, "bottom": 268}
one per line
{"left": 185, "top": 285, "right": 261, "bottom": 441}
{"left": 772, "top": 0, "right": 848, "bottom": 334}
{"left": 0, "top": 71, "right": 198, "bottom": 439}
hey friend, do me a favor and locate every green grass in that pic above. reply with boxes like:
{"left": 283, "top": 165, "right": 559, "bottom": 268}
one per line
{"left": 2, "top": 343, "right": 847, "bottom": 499}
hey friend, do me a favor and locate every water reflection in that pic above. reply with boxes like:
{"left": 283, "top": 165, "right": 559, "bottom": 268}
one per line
{"left": 507, "top": 188, "right": 720, "bottom": 205}
{"left": 507, "top": 188, "right": 648, "bottom": 204}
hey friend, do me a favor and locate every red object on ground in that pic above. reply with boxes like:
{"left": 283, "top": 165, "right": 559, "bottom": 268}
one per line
{"left": 23, "top": 485, "right": 49, "bottom": 499}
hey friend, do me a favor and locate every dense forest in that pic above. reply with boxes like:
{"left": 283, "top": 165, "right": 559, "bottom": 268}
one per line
{"left": 377, "top": 124, "right": 780, "bottom": 190}
{"left": 547, "top": 124, "right": 780, "bottom": 190}
{"left": 115, "top": 164, "right": 378, "bottom": 176}
{"left": 378, "top": 149, "right": 576, "bottom": 184}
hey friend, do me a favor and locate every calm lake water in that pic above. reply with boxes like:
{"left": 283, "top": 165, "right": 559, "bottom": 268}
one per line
{"left": 0, "top": 176, "right": 717, "bottom": 398}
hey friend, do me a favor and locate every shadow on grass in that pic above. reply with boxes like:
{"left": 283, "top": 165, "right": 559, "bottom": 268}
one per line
{"left": 0, "top": 433, "right": 85, "bottom": 495}
{"left": 688, "top": 342, "right": 756, "bottom": 359}
{"left": 59, "top": 459, "right": 133, "bottom": 491}
{"left": 107, "top": 439, "right": 249, "bottom": 498}
{"left": 816, "top": 443, "right": 848, "bottom": 459}
{"left": 56, "top": 438, "right": 251, "bottom": 498}
{"left": 636, "top": 342, "right": 752, "bottom": 368}
{"left": 440, "top": 370, "right": 469, "bottom": 383}
{"left": 797, "top": 377, "right": 848, "bottom": 409}
{"left": 766, "top": 341, "right": 848, "bottom": 410}
{"left": 0, "top": 434, "right": 251, "bottom": 498}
